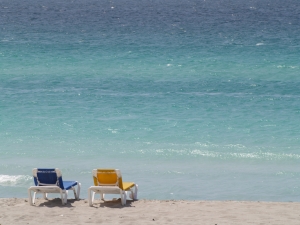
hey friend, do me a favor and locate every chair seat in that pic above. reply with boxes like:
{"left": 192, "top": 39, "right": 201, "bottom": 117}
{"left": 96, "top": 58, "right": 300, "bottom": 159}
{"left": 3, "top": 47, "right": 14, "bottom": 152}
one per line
{"left": 63, "top": 181, "right": 78, "bottom": 190}
{"left": 122, "top": 182, "right": 135, "bottom": 191}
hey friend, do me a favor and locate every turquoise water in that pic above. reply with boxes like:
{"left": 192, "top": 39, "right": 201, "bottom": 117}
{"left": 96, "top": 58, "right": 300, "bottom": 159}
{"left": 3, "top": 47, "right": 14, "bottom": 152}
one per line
{"left": 1, "top": 0, "right": 300, "bottom": 201}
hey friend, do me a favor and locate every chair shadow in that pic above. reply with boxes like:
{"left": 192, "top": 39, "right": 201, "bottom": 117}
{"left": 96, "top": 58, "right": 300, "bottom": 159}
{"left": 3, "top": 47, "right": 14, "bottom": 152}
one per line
{"left": 35, "top": 198, "right": 78, "bottom": 208}
{"left": 33, "top": 198, "right": 137, "bottom": 208}
{"left": 93, "top": 198, "right": 136, "bottom": 208}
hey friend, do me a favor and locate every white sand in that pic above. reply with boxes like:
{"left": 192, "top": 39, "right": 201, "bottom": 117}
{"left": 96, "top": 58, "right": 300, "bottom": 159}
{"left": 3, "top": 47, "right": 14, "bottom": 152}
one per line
{"left": 1, "top": 198, "right": 300, "bottom": 224}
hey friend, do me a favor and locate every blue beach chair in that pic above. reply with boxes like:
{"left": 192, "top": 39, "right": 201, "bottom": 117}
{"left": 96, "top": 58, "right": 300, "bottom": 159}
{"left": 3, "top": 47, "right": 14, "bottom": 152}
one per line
{"left": 28, "top": 168, "right": 81, "bottom": 205}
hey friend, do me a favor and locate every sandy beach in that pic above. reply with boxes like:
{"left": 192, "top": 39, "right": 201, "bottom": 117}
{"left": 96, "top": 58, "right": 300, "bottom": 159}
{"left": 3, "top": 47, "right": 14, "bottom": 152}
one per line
{"left": 1, "top": 198, "right": 300, "bottom": 224}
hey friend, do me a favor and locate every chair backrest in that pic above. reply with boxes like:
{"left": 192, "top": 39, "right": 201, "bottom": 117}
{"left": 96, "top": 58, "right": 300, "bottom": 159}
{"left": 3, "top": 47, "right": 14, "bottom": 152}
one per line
{"left": 32, "top": 168, "right": 64, "bottom": 190}
{"left": 92, "top": 169, "right": 124, "bottom": 190}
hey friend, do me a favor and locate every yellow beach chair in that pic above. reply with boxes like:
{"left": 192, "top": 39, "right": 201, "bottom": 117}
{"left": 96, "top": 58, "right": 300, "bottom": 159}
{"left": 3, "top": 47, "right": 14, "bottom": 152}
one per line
{"left": 88, "top": 169, "right": 138, "bottom": 206}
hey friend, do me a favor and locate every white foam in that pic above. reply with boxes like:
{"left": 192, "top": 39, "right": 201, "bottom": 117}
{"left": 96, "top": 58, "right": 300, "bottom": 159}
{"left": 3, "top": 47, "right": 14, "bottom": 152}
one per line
{"left": 0, "top": 175, "right": 31, "bottom": 186}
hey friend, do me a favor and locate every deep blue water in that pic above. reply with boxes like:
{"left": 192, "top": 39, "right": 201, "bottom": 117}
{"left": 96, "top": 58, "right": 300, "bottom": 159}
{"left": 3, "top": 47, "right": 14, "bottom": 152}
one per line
{"left": 1, "top": 0, "right": 300, "bottom": 201}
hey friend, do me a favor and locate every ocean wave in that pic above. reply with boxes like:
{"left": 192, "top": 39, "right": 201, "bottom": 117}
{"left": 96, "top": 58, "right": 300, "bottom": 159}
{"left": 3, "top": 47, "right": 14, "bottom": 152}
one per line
{"left": 190, "top": 150, "right": 300, "bottom": 160}
{"left": 139, "top": 148, "right": 300, "bottom": 161}
{"left": 0, "top": 175, "right": 31, "bottom": 187}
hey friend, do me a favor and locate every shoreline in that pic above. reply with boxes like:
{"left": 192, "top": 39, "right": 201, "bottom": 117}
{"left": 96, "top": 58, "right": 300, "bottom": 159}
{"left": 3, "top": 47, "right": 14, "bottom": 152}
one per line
{"left": 1, "top": 198, "right": 300, "bottom": 224}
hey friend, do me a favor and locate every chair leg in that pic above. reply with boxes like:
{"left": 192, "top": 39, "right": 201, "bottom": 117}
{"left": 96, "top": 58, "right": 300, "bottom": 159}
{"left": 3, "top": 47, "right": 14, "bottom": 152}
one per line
{"left": 120, "top": 191, "right": 127, "bottom": 206}
{"left": 28, "top": 189, "right": 34, "bottom": 206}
{"left": 32, "top": 192, "right": 36, "bottom": 205}
{"left": 88, "top": 188, "right": 94, "bottom": 207}
{"left": 133, "top": 184, "right": 138, "bottom": 200}
{"left": 101, "top": 193, "right": 105, "bottom": 201}
{"left": 72, "top": 187, "right": 77, "bottom": 199}
{"left": 129, "top": 190, "right": 133, "bottom": 200}
{"left": 60, "top": 191, "right": 65, "bottom": 205}
{"left": 76, "top": 183, "right": 81, "bottom": 200}
{"left": 43, "top": 193, "right": 48, "bottom": 200}
{"left": 64, "top": 190, "right": 68, "bottom": 204}
{"left": 128, "top": 185, "right": 138, "bottom": 200}
{"left": 92, "top": 192, "right": 95, "bottom": 203}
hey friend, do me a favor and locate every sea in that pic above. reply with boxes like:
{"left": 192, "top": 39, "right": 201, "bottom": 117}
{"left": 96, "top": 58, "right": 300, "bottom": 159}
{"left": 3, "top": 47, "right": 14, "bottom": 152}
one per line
{"left": 1, "top": 0, "right": 300, "bottom": 202}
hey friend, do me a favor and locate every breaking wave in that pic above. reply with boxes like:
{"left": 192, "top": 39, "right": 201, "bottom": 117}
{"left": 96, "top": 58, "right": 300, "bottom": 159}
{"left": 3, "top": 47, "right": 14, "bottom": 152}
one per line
{"left": 0, "top": 175, "right": 31, "bottom": 187}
